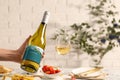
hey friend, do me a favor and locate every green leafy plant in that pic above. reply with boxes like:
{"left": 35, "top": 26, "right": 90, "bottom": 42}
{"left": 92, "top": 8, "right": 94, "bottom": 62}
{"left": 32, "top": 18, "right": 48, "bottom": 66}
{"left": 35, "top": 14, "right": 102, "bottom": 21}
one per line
{"left": 51, "top": 0, "right": 120, "bottom": 61}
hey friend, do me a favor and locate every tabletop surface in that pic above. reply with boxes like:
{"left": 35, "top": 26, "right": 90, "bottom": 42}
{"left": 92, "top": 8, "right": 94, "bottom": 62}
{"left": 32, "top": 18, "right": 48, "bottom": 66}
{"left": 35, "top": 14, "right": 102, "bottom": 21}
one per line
{"left": 1, "top": 68, "right": 120, "bottom": 80}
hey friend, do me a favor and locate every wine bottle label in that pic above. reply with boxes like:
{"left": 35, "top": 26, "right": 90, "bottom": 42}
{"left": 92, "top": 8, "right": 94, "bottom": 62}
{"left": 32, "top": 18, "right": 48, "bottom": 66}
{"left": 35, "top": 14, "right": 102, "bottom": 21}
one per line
{"left": 22, "top": 45, "right": 43, "bottom": 64}
{"left": 42, "top": 11, "right": 50, "bottom": 24}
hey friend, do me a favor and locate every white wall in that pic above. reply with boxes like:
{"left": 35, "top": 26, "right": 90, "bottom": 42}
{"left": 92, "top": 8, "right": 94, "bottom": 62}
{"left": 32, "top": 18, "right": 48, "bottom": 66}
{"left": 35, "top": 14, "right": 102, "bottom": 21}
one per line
{"left": 0, "top": 0, "right": 120, "bottom": 69}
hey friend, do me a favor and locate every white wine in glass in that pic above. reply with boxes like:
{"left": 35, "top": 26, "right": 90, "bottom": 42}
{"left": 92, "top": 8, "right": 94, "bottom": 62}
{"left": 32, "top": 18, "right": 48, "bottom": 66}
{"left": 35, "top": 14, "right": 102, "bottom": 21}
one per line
{"left": 56, "top": 35, "right": 71, "bottom": 55}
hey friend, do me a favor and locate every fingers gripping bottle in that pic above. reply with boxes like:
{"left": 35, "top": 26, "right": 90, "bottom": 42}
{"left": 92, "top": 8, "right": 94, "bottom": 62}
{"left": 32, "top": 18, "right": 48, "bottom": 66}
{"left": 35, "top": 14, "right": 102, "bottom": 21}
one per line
{"left": 21, "top": 11, "right": 50, "bottom": 73}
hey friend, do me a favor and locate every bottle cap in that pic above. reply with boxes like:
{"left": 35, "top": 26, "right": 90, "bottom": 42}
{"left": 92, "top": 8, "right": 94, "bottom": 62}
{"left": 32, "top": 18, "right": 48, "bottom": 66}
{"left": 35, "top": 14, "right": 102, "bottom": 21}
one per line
{"left": 42, "top": 11, "right": 50, "bottom": 24}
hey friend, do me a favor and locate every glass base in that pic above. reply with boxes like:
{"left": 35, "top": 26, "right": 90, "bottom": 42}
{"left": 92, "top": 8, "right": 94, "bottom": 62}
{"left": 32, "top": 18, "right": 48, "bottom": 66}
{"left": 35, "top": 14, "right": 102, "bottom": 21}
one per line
{"left": 89, "top": 55, "right": 103, "bottom": 68}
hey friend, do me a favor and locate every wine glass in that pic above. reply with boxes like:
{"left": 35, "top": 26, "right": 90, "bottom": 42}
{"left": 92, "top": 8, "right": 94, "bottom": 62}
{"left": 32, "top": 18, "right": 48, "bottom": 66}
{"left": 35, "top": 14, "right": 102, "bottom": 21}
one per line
{"left": 55, "top": 35, "right": 71, "bottom": 69}
{"left": 55, "top": 35, "right": 71, "bottom": 55}
{"left": 55, "top": 35, "right": 71, "bottom": 73}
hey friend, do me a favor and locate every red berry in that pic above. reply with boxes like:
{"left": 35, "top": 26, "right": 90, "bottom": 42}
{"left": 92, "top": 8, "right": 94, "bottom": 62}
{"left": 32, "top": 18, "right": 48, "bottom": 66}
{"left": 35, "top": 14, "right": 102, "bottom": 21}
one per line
{"left": 49, "top": 66, "right": 55, "bottom": 74}
{"left": 45, "top": 71, "right": 51, "bottom": 74}
{"left": 55, "top": 69, "right": 61, "bottom": 73}
{"left": 42, "top": 65, "right": 61, "bottom": 74}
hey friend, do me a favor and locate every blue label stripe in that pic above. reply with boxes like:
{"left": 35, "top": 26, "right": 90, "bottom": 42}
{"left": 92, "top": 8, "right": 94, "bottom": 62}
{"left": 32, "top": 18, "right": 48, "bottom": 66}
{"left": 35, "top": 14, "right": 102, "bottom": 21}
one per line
{"left": 23, "top": 45, "right": 43, "bottom": 64}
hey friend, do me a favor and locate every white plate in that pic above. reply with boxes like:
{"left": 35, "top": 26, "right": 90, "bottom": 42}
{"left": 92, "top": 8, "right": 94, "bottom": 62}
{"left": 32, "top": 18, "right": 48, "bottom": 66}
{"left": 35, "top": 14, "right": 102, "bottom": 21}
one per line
{"left": 0, "top": 74, "right": 4, "bottom": 77}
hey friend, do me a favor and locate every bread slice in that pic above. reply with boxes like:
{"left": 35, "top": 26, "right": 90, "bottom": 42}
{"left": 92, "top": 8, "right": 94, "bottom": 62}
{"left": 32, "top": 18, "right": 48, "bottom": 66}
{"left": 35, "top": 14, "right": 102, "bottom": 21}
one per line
{"left": 0, "top": 65, "right": 12, "bottom": 74}
{"left": 79, "top": 67, "right": 103, "bottom": 76}
{"left": 72, "top": 67, "right": 103, "bottom": 78}
{"left": 11, "top": 74, "right": 34, "bottom": 80}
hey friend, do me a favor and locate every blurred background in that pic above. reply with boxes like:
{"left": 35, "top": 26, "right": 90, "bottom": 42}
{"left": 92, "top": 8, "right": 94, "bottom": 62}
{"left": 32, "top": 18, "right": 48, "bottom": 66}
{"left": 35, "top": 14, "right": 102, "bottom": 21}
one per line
{"left": 0, "top": 0, "right": 120, "bottom": 69}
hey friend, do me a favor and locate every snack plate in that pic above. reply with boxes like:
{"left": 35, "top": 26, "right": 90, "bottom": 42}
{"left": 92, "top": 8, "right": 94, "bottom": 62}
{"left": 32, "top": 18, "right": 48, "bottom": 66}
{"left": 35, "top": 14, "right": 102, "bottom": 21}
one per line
{"left": 0, "top": 72, "right": 12, "bottom": 77}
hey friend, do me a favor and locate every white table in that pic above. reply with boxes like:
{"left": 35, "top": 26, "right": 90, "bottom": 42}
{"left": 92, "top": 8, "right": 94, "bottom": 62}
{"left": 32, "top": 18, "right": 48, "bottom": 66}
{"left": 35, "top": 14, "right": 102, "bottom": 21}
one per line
{"left": 1, "top": 68, "right": 120, "bottom": 80}
{"left": 103, "top": 69, "right": 120, "bottom": 80}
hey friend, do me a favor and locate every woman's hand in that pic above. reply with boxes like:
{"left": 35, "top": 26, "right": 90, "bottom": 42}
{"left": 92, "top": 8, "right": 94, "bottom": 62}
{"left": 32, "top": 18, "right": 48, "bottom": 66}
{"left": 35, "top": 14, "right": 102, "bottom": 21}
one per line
{"left": 15, "top": 35, "right": 31, "bottom": 63}
{"left": 0, "top": 36, "right": 31, "bottom": 63}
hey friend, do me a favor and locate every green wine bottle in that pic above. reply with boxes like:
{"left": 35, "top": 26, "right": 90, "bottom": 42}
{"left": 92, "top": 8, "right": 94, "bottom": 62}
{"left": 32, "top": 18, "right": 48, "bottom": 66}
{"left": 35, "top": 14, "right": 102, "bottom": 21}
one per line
{"left": 21, "top": 11, "right": 50, "bottom": 73}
